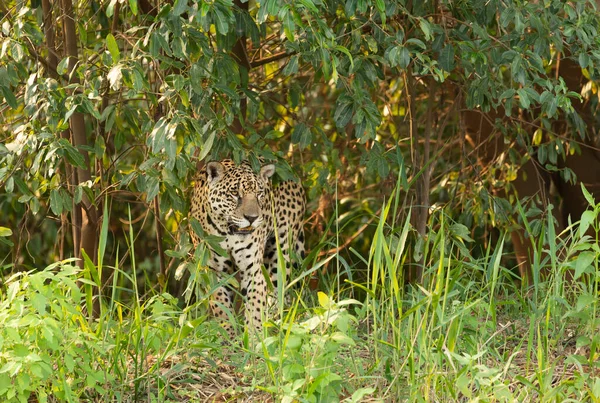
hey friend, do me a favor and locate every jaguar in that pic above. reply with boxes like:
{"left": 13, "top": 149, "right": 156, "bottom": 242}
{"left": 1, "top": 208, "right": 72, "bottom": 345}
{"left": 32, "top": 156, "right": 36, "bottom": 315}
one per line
{"left": 190, "top": 159, "right": 305, "bottom": 334}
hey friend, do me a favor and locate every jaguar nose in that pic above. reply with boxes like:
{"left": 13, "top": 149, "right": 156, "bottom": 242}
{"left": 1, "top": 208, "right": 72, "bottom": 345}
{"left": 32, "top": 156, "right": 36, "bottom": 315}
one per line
{"left": 244, "top": 214, "right": 258, "bottom": 225}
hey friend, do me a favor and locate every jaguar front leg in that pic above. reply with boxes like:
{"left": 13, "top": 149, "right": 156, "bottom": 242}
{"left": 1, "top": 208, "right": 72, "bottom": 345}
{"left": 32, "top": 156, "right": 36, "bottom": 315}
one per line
{"left": 232, "top": 238, "right": 268, "bottom": 334}
{"left": 206, "top": 254, "right": 237, "bottom": 337}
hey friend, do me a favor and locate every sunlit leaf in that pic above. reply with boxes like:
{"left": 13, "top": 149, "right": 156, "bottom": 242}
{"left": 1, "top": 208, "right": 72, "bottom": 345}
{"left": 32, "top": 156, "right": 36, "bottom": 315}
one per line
{"left": 106, "top": 34, "right": 120, "bottom": 64}
{"left": 107, "top": 65, "right": 122, "bottom": 90}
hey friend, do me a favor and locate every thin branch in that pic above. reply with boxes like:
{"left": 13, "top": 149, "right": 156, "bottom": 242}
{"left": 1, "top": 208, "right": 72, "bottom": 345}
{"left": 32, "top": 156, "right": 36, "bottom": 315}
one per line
{"left": 250, "top": 51, "right": 295, "bottom": 69}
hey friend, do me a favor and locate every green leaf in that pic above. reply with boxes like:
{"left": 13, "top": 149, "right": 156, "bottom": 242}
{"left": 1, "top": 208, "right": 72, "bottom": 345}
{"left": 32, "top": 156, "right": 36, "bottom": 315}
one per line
{"left": 439, "top": 44, "right": 455, "bottom": 72}
{"left": 291, "top": 123, "right": 312, "bottom": 150}
{"left": 146, "top": 176, "right": 160, "bottom": 201}
{"left": 579, "top": 210, "right": 596, "bottom": 238}
{"left": 406, "top": 38, "right": 426, "bottom": 50}
{"left": 419, "top": 19, "right": 432, "bottom": 41}
{"left": 334, "top": 101, "right": 353, "bottom": 128}
{"left": 283, "top": 10, "right": 295, "bottom": 42}
{"left": 298, "top": 0, "right": 318, "bottom": 13}
{"left": 283, "top": 55, "right": 298, "bottom": 75}
{"left": 81, "top": 97, "right": 101, "bottom": 119}
{"left": 1, "top": 86, "right": 17, "bottom": 109}
{"left": 399, "top": 47, "right": 410, "bottom": 69}
{"left": 58, "top": 139, "right": 87, "bottom": 168}
{"left": 349, "top": 387, "right": 376, "bottom": 403}
{"left": 593, "top": 378, "right": 600, "bottom": 400}
{"left": 57, "top": 57, "right": 69, "bottom": 75}
{"left": 547, "top": 97, "right": 558, "bottom": 118}
{"left": 257, "top": 1, "right": 269, "bottom": 23}
{"left": 214, "top": 8, "right": 229, "bottom": 34}
{"left": 574, "top": 251, "right": 596, "bottom": 280}
{"left": 517, "top": 88, "right": 530, "bottom": 109}
{"left": 50, "top": 189, "right": 63, "bottom": 215}
{"left": 450, "top": 223, "right": 474, "bottom": 243}
{"left": 499, "top": 89, "right": 516, "bottom": 100}
{"left": 0, "top": 227, "right": 12, "bottom": 237}
{"left": 106, "top": 34, "right": 120, "bottom": 64}
{"left": 31, "top": 293, "right": 47, "bottom": 314}
{"left": 129, "top": 0, "right": 138, "bottom": 15}
{"left": 74, "top": 185, "right": 83, "bottom": 204}
{"left": 60, "top": 188, "right": 73, "bottom": 212}
{"left": 581, "top": 182, "right": 595, "bottom": 207}
{"left": 197, "top": 131, "right": 214, "bottom": 162}
{"left": 172, "top": 0, "right": 187, "bottom": 16}
{"left": 106, "top": 0, "right": 117, "bottom": 17}
{"left": 334, "top": 45, "right": 353, "bottom": 68}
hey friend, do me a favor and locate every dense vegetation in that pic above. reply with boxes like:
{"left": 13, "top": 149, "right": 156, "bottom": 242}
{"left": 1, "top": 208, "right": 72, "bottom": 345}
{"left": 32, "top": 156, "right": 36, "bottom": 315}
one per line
{"left": 1, "top": 0, "right": 600, "bottom": 401}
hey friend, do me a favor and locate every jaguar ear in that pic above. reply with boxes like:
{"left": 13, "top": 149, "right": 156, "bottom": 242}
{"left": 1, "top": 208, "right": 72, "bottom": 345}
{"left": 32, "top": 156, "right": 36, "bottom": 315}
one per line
{"left": 260, "top": 164, "right": 275, "bottom": 180}
{"left": 206, "top": 161, "right": 225, "bottom": 182}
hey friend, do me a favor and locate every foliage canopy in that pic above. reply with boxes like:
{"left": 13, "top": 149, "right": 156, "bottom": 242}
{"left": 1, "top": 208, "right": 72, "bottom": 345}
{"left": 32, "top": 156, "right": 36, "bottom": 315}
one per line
{"left": 1, "top": 0, "right": 600, "bottom": 280}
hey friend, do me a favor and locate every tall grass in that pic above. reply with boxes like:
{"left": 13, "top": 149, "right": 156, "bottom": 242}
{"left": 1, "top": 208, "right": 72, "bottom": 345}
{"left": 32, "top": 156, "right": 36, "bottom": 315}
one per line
{"left": 358, "top": 183, "right": 600, "bottom": 401}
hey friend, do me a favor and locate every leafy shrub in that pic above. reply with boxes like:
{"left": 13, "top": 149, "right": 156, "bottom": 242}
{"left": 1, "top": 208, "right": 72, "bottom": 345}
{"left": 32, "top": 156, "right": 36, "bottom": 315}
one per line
{"left": 0, "top": 261, "right": 113, "bottom": 402}
{"left": 260, "top": 292, "right": 375, "bottom": 403}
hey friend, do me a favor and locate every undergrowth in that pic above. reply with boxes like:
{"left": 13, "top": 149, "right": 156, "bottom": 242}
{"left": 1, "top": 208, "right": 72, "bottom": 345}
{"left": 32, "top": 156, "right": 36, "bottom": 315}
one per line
{"left": 1, "top": 185, "right": 599, "bottom": 402}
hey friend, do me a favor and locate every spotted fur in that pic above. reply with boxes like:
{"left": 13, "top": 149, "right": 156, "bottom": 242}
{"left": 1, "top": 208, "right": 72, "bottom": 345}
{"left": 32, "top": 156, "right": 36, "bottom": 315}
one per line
{"left": 190, "top": 159, "right": 305, "bottom": 334}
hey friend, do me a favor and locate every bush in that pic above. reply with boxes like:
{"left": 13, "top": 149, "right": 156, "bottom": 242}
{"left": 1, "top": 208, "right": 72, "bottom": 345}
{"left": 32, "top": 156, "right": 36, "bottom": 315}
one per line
{"left": 0, "top": 261, "right": 113, "bottom": 402}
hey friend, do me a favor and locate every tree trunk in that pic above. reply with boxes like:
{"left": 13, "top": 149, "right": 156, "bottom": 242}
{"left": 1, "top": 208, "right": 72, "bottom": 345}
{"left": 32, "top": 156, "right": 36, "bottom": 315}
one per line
{"left": 406, "top": 74, "right": 435, "bottom": 284}
{"left": 61, "top": 0, "right": 100, "bottom": 312}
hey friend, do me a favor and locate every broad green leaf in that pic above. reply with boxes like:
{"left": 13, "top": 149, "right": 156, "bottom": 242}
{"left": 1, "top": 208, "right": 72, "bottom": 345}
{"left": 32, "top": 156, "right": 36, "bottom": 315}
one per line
{"left": 334, "top": 101, "right": 353, "bottom": 128}
{"left": 145, "top": 176, "right": 160, "bottom": 201}
{"left": 517, "top": 88, "right": 530, "bottom": 109}
{"left": 214, "top": 8, "right": 229, "bottom": 34}
{"left": 399, "top": 47, "right": 410, "bottom": 69}
{"left": 574, "top": 251, "right": 596, "bottom": 280}
{"left": 547, "top": 97, "right": 558, "bottom": 118}
{"left": 58, "top": 139, "right": 86, "bottom": 168}
{"left": 298, "top": 0, "right": 318, "bottom": 13}
{"left": 50, "top": 189, "right": 62, "bottom": 215}
{"left": 0, "top": 227, "right": 12, "bottom": 237}
{"left": 106, "top": 0, "right": 118, "bottom": 17}
{"left": 593, "top": 378, "right": 600, "bottom": 400}
{"left": 579, "top": 210, "right": 596, "bottom": 238}
{"left": 349, "top": 387, "right": 376, "bottom": 402}
{"left": 283, "top": 55, "right": 298, "bottom": 75}
{"left": 450, "top": 223, "right": 474, "bottom": 243}
{"left": 283, "top": 10, "right": 295, "bottom": 42}
{"left": 439, "top": 44, "right": 455, "bottom": 72}
{"left": 129, "top": 0, "right": 138, "bottom": 15}
{"left": 106, "top": 34, "right": 120, "bottom": 64}
{"left": 334, "top": 45, "right": 353, "bottom": 68}
{"left": 172, "top": 0, "right": 187, "bottom": 16}
{"left": 579, "top": 52, "right": 590, "bottom": 69}
{"left": 1, "top": 86, "right": 17, "bottom": 108}
{"left": 291, "top": 123, "right": 312, "bottom": 150}
{"left": 406, "top": 38, "right": 426, "bottom": 50}
{"left": 74, "top": 185, "right": 83, "bottom": 204}
{"left": 64, "top": 104, "right": 77, "bottom": 121}
{"left": 419, "top": 19, "right": 432, "bottom": 41}
{"left": 257, "top": 1, "right": 269, "bottom": 23}
{"left": 60, "top": 188, "right": 73, "bottom": 212}
{"left": 81, "top": 97, "right": 101, "bottom": 119}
